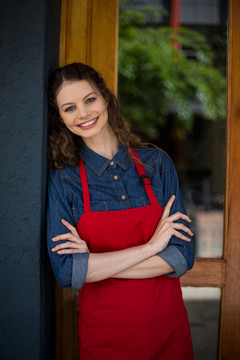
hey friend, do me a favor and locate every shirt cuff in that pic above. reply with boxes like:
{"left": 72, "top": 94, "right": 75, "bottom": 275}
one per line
{"left": 72, "top": 253, "right": 89, "bottom": 290}
{"left": 157, "top": 245, "right": 187, "bottom": 278}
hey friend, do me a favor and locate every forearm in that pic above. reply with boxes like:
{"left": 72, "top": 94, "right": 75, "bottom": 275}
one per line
{"left": 53, "top": 198, "right": 192, "bottom": 285}
{"left": 113, "top": 255, "right": 174, "bottom": 279}
{"left": 86, "top": 243, "right": 157, "bottom": 282}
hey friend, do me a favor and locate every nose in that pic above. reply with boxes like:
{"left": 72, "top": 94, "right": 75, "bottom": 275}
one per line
{"left": 77, "top": 105, "right": 89, "bottom": 119}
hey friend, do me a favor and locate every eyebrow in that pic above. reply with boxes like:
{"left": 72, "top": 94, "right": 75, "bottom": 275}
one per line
{"left": 61, "top": 91, "right": 97, "bottom": 108}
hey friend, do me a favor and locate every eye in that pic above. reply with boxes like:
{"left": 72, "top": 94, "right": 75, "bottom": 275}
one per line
{"left": 86, "top": 97, "right": 96, "bottom": 104}
{"left": 65, "top": 105, "right": 75, "bottom": 112}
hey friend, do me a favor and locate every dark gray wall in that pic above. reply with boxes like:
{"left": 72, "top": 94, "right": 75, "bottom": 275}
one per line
{"left": 0, "top": 0, "right": 60, "bottom": 358}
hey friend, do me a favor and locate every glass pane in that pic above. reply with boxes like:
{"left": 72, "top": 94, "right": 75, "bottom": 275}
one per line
{"left": 182, "top": 287, "right": 221, "bottom": 360}
{"left": 118, "top": 0, "right": 227, "bottom": 258}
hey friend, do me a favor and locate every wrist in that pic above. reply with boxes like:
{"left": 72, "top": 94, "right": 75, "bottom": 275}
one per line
{"left": 143, "top": 242, "right": 157, "bottom": 257}
{"left": 146, "top": 236, "right": 167, "bottom": 255}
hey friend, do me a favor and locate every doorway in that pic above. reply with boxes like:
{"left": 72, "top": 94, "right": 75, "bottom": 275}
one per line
{"left": 56, "top": 1, "right": 240, "bottom": 359}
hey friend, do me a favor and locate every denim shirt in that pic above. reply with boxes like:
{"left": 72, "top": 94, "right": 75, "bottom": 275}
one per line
{"left": 47, "top": 145, "right": 194, "bottom": 290}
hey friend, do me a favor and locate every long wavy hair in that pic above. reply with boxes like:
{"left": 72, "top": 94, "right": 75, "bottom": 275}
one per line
{"left": 48, "top": 62, "right": 144, "bottom": 168}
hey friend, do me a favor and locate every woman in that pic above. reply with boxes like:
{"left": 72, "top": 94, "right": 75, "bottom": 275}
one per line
{"left": 47, "top": 62, "right": 194, "bottom": 359}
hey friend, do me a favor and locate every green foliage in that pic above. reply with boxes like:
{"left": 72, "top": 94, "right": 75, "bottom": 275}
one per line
{"left": 118, "top": 5, "right": 226, "bottom": 136}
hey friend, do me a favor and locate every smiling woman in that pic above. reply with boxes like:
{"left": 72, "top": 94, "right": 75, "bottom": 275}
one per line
{"left": 48, "top": 63, "right": 142, "bottom": 169}
{"left": 56, "top": 81, "right": 111, "bottom": 150}
{"left": 47, "top": 62, "right": 194, "bottom": 360}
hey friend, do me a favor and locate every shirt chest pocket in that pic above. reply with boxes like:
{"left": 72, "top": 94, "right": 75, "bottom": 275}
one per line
{"left": 72, "top": 196, "right": 149, "bottom": 225}
{"left": 72, "top": 201, "right": 109, "bottom": 222}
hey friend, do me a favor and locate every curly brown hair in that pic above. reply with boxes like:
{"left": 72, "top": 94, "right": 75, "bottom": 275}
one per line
{"left": 48, "top": 62, "right": 144, "bottom": 168}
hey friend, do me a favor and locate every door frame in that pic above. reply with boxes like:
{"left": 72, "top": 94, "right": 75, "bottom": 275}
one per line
{"left": 56, "top": 1, "right": 240, "bottom": 359}
{"left": 56, "top": 1, "right": 119, "bottom": 359}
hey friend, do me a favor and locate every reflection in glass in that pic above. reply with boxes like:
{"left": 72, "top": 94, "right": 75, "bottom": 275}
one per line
{"left": 182, "top": 287, "right": 221, "bottom": 360}
{"left": 179, "top": 117, "right": 226, "bottom": 258}
{"left": 118, "top": 0, "right": 227, "bottom": 259}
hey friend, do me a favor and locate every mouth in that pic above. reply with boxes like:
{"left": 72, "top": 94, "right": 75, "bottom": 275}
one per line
{"left": 78, "top": 117, "right": 98, "bottom": 129}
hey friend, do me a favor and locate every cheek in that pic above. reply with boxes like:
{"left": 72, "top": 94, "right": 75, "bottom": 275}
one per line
{"left": 102, "top": 109, "right": 108, "bottom": 124}
{"left": 59, "top": 112, "right": 71, "bottom": 126}
{"left": 99, "top": 103, "right": 108, "bottom": 120}
{"left": 97, "top": 99, "right": 108, "bottom": 114}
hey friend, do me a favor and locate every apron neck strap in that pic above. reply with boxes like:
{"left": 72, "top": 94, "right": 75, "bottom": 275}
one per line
{"left": 130, "top": 148, "right": 159, "bottom": 205}
{"left": 79, "top": 158, "right": 91, "bottom": 213}
{"left": 79, "top": 148, "right": 159, "bottom": 212}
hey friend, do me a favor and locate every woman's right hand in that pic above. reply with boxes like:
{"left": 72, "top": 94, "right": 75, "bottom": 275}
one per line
{"left": 51, "top": 219, "right": 89, "bottom": 255}
{"left": 148, "top": 195, "right": 193, "bottom": 253}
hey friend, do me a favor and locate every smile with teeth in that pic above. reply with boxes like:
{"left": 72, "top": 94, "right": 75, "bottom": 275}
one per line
{"left": 78, "top": 117, "right": 98, "bottom": 128}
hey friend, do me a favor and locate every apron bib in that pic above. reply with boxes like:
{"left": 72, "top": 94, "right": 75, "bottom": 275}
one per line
{"left": 76, "top": 149, "right": 193, "bottom": 360}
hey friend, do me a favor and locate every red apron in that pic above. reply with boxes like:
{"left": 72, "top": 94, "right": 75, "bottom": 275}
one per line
{"left": 76, "top": 149, "right": 193, "bottom": 360}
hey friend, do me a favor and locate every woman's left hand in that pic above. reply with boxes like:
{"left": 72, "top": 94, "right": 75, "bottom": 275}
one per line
{"left": 51, "top": 219, "right": 89, "bottom": 254}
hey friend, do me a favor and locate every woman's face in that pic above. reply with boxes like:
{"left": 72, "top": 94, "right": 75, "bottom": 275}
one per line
{"left": 56, "top": 80, "right": 109, "bottom": 144}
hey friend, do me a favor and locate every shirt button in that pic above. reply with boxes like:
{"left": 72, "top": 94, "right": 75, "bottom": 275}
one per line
{"left": 110, "top": 161, "right": 114, "bottom": 166}
{"left": 121, "top": 195, "right": 126, "bottom": 200}
{"left": 114, "top": 175, "right": 118, "bottom": 180}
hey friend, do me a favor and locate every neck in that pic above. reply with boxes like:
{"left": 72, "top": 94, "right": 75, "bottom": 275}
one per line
{"left": 83, "top": 132, "right": 120, "bottom": 159}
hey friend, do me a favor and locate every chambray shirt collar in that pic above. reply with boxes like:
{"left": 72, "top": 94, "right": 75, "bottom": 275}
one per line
{"left": 79, "top": 144, "right": 132, "bottom": 176}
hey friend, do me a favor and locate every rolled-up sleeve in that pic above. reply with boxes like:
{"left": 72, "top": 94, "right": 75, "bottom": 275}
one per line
{"left": 47, "top": 169, "right": 88, "bottom": 289}
{"left": 156, "top": 153, "right": 194, "bottom": 277}
{"left": 158, "top": 245, "right": 188, "bottom": 277}
{"left": 72, "top": 253, "right": 89, "bottom": 290}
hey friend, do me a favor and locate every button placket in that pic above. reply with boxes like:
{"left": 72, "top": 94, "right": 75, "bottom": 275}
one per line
{"left": 107, "top": 163, "right": 129, "bottom": 208}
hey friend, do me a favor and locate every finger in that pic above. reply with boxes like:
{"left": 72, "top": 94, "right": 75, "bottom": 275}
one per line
{"left": 52, "top": 233, "right": 75, "bottom": 242}
{"left": 61, "top": 219, "right": 78, "bottom": 234}
{"left": 162, "top": 195, "right": 175, "bottom": 219}
{"left": 52, "top": 241, "right": 76, "bottom": 252}
{"left": 173, "top": 223, "right": 194, "bottom": 236}
{"left": 56, "top": 249, "right": 89, "bottom": 255}
{"left": 168, "top": 212, "right": 191, "bottom": 223}
{"left": 173, "top": 230, "right": 192, "bottom": 242}
{"left": 52, "top": 241, "right": 88, "bottom": 252}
